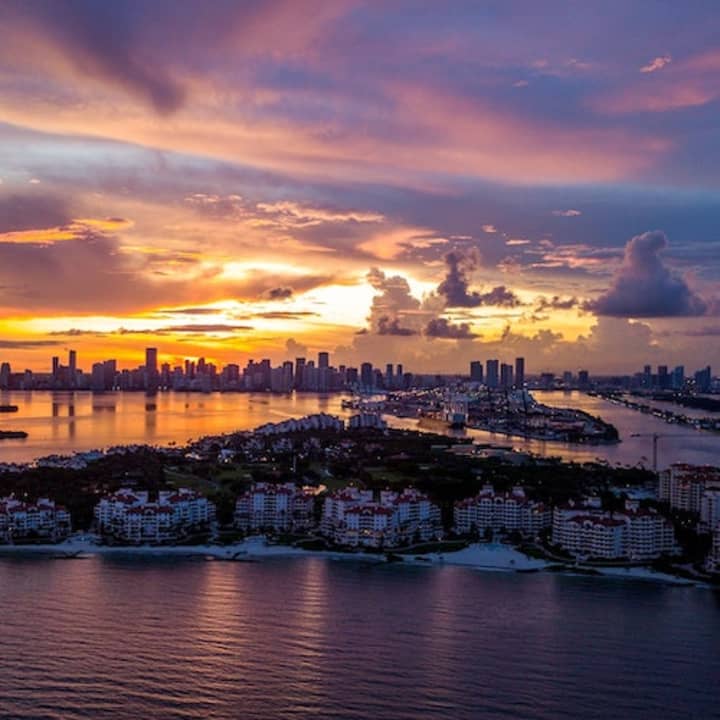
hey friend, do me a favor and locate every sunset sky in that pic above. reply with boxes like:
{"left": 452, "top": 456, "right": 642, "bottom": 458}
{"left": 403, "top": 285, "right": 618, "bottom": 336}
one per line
{"left": 2, "top": 0, "right": 720, "bottom": 374}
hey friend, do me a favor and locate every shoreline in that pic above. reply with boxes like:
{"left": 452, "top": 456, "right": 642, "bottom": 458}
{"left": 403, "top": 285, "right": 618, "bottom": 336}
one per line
{"left": 0, "top": 537, "right": 700, "bottom": 586}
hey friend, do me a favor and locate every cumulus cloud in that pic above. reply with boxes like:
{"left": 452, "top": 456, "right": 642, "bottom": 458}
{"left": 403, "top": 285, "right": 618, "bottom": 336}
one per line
{"left": 586, "top": 230, "right": 709, "bottom": 317}
{"left": 437, "top": 251, "right": 522, "bottom": 308}
{"left": 640, "top": 55, "right": 672, "bottom": 73}
{"left": 425, "top": 318, "right": 477, "bottom": 339}
{"left": 377, "top": 316, "right": 417, "bottom": 336}
{"left": 285, "top": 337, "right": 308, "bottom": 358}
{"left": 366, "top": 267, "right": 425, "bottom": 332}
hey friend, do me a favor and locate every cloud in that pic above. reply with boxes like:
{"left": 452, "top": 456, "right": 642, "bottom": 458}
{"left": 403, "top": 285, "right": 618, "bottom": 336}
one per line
{"left": 437, "top": 251, "right": 522, "bottom": 308}
{"left": 285, "top": 337, "right": 308, "bottom": 358}
{"left": 585, "top": 230, "right": 709, "bottom": 317}
{"left": 535, "top": 295, "right": 578, "bottom": 312}
{"left": 265, "top": 287, "right": 293, "bottom": 300}
{"left": 425, "top": 318, "right": 477, "bottom": 339}
{"left": 0, "top": 194, "right": 70, "bottom": 233}
{"left": 377, "top": 316, "right": 417, "bottom": 336}
{"left": 0, "top": 339, "right": 62, "bottom": 348}
{"left": 552, "top": 209, "right": 582, "bottom": 217}
{"left": 8, "top": 0, "right": 185, "bottom": 113}
{"left": 640, "top": 55, "right": 672, "bottom": 73}
{"left": 366, "top": 267, "right": 424, "bottom": 332}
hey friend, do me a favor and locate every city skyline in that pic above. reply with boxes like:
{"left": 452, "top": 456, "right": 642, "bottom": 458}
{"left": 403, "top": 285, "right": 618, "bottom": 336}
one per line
{"left": 0, "top": 344, "right": 714, "bottom": 394}
{"left": 1, "top": 3, "right": 720, "bottom": 373}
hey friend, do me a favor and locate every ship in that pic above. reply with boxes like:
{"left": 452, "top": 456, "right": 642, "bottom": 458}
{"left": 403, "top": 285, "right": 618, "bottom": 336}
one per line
{"left": 0, "top": 404, "right": 19, "bottom": 413}
{"left": 0, "top": 430, "right": 28, "bottom": 439}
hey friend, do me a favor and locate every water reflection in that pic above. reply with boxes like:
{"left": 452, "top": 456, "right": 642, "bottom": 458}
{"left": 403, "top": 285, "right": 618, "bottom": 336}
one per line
{"left": 1, "top": 389, "right": 719, "bottom": 468}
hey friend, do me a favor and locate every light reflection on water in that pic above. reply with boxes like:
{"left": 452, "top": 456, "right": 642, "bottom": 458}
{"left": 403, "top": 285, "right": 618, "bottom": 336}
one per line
{"left": 1, "top": 389, "right": 719, "bottom": 468}
{"left": 0, "top": 555, "right": 718, "bottom": 720}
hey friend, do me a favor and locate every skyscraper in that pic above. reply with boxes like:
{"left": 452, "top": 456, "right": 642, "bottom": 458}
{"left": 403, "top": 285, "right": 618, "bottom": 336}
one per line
{"left": 145, "top": 348, "right": 158, "bottom": 373}
{"left": 500, "top": 363, "right": 513, "bottom": 389}
{"left": 486, "top": 359, "right": 499, "bottom": 388}
{"left": 360, "top": 362, "right": 373, "bottom": 388}
{"left": 318, "top": 351, "right": 330, "bottom": 369}
{"left": 68, "top": 350, "right": 77, "bottom": 388}
{"left": 514, "top": 357, "right": 525, "bottom": 388}
{"left": 470, "top": 361, "right": 483, "bottom": 383}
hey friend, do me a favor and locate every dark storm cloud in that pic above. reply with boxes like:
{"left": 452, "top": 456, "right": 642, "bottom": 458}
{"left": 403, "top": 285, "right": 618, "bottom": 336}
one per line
{"left": 437, "top": 251, "right": 522, "bottom": 308}
{"left": 424, "top": 318, "right": 477, "bottom": 339}
{"left": 585, "top": 231, "right": 710, "bottom": 317}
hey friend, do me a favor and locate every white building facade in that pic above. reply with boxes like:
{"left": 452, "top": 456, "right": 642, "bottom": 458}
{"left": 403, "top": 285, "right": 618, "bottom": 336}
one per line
{"left": 453, "top": 484, "right": 550, "bottom": 537}
{"left": 658, "top": 464, "right": 720, "bottom": 514}
{"left": 552, "top": 498, "right": 676, "bottom": 560}
{"left": 321, "top": 486, "right": 442, "bottom": 548}
{"left": 0, "top": 497, "right": 71, "bottom": 543}
{"left": 94, "top": 488, "right": 214, "bottom": 544}
{"left": 234, "top": 482, "right": 315, "bottom": 532}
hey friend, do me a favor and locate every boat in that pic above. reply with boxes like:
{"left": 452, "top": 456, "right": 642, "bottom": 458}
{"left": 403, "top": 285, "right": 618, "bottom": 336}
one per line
{"left": 0, "top": 430, "right": 28, "bottom": 439}
{"left": 0, "top": 405, "right": 19, "bottom": 413}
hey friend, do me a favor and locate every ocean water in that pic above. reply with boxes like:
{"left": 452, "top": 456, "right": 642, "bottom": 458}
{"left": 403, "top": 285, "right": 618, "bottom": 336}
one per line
{"left": 0, "top": 555, "right": 718, "bottom": 719}
{"left": 2, "top": 389, "right": 720, "bottom": 468}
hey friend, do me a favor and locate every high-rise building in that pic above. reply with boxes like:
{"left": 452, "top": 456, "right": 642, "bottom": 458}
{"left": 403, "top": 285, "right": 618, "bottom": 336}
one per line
{"left": 294, "top": 357, "right": 306, "bottom": 390}
{"left": 145, "top": 348, "right": 158, "bottom": 373}
{"left": 0, "top": 362, "right": 10, "bottom": 389}
{"left": 658, "top": 365, "right": 669, "bottom": 390}
{"left": 486, "top": 359, "right": 499, "bottom": 388}
{"left": 514, "top": 357, "right": 525, "bottom": 388}
{"left": 68, "top": 350, "right": 77, "bottom": 387}
{"left": 318, "top": 352, "right": 330, "bottom": 369}
{"left": 470, "top": 361, "right": 483, "bottom": 383}
{"left": 642, "top": 364, "right": 652, "bottom": 388}
{"left": 672, "top": 365, "right": 685, "bottom": 390}
{"left": 360, "top": 362, "right": 374, "bottom": 388}
{"left": 500, "top": 363, "right": 513, "bottom": 389}
{"left": 385, "top": 363, "right": 394, "bottom": 389}
{"left": 578, "top": 370, "right": 590, "bottom": 389}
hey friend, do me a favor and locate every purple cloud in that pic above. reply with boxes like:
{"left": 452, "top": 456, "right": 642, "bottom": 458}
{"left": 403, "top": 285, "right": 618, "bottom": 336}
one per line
{"left": 437, "top": 251, "right": 522, "bottom": 308}
{"left": 425, "top": 318, "right": 477, "bottom": 339}
{"left": 586, "top": 231, "right": 709, "bottom": 317}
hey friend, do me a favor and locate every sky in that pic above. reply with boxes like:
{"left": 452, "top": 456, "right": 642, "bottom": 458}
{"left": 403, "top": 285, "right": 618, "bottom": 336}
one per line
{"left": 1, "top": 0, "right": 720, "bottom": 375}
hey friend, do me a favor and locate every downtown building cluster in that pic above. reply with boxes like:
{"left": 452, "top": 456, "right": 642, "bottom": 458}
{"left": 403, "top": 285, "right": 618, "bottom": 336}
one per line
{"left": 658, "top": 463, "right": 720, "bottom": 571}
{"left": 94, "top": 488, "right": 215, "bottom": 544}
{"left": 0, "top": 497, "right": 71, "bottom": 543}
{"left": 0, "top": 348, "right": 417, "bottom": 393}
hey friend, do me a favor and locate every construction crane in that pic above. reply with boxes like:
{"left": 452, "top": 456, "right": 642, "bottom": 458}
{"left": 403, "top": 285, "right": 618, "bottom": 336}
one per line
{"left": 630, "top": 432, "right": 700, "bottom": 473}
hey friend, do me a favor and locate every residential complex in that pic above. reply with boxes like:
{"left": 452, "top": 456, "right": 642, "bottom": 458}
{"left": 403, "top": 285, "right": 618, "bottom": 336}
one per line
{"left": 707, "top": 527, "right": 720, "bottom": 574}
{"left": 94, "top": 488, "right": 215, "bottom": 544}
{"left": 552, "top": 497, "right": 677, "bottom": 560}
{"left": 321, "top": 486, "right": 442, "bottom": 548}
{"left": 234, "top": 482, "right": 316, "bottom": 532}
{"left": 453, "top": 484, "right": 550, "bottom": 537}
{"left": 658, "top": 463, "right": 720, "bottom": 514}
{"left": 0, "top": 497, "right": 71, "bottom": 543}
